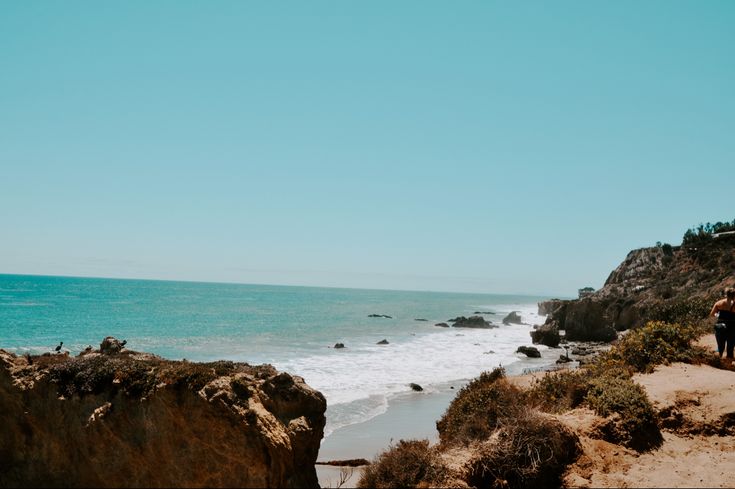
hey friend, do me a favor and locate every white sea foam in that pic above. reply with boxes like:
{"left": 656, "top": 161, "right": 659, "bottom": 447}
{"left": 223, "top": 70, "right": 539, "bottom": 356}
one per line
{"left": 276, "top": 310, "right": 551, "bottom": 436}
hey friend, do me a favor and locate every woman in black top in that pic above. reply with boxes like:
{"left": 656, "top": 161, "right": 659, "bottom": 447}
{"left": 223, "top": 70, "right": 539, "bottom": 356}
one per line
{"left": 710, "top": 287, "right": 735, "bottom": 362}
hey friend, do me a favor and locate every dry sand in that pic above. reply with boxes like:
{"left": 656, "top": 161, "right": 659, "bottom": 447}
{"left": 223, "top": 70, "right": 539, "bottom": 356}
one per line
{"left": 563, "top": 334, "right": 735, "bottom": 488}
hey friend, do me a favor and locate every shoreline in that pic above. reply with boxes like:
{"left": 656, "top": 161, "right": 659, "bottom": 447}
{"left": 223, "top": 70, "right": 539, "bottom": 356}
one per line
{"left": 316, "top": 344, "right": 570, "bottom": 487}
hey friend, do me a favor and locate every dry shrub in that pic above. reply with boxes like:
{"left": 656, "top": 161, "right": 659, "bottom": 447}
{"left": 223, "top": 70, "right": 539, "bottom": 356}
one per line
{"left": 584, "top": 373, "right": 662, "bottom": 451}
{"left": 526, "top": 369, "right": 591, "bottom": 414}
{"left": 603, "top": 320, "right": 702, "bottom": 373}
{"left": 436, "top": 368, "right": 523, "bottom": 445}
{"left": 467, "top": 409, "right": 580, "bottom": 489}
{"left": 357, "top": 439, "right": 447, "bottom": 488}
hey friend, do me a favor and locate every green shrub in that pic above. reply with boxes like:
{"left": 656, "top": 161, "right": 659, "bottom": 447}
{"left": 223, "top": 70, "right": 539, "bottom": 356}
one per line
{"left": 467, "top": 409, "right": 580, "bottom": 489}
{"left": 584, "top": 373, "right": 662, "bottom": 451}
{"left": 436, "top": 368, "right": 523, "bottom": 445}
{"left": 357, "top": 439, "right": 447, "bottom": 488}
{"left": 605, "top": 320, "right": 702, "bottom": 373}
{"left": 526, "top": 369, "right": 591, "bottom": 414}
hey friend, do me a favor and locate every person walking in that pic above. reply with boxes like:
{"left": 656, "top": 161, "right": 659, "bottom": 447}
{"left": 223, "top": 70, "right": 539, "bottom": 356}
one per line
{"left": 710, "top": 287, "right": 735, "bottom": 363}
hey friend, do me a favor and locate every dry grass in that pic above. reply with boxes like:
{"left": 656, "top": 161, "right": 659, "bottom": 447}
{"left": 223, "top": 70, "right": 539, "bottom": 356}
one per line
{"left": 436, "top": 368, "right": 524, "bottom": 446}
{"left": 467, "top": 409, "right": 580, "bottom": 489}
{"left": 357, "top": 439, "right": 448, "bottom": 488}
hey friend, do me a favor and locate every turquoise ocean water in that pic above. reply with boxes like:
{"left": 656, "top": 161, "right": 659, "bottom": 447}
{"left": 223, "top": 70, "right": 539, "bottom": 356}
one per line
{"left": 0, "top": 274, "right": 559, "bottom": 435}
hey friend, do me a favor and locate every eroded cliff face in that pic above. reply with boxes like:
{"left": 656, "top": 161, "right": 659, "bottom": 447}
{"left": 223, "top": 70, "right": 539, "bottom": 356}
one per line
{"left": 536, "top": 234, "right": 735, "bottom": 343}
{"left": 0, "top": 340, "right": 326, "bottom": 488}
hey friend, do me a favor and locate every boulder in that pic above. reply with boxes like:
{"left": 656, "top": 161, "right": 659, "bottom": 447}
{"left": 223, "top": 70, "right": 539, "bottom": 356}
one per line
{"left": 452, "top": 316, "right": 497, "bottom": 329}
{"left": 409, "top": 383, "right": 423, "bottom": 392}
{"left": 502, "top": 311, "right": 523, "bottom": 325}
{"left": 334, "top": 343, "right": 345, "bottom": 349}
{"left": 434, "top": 322, "right": 450, "bottom": 328}
{"left": 376, "top": 339, "right": 389, "bottom": 345}
{"left": 516, "top": 346, "right": 541, "bottom": 358}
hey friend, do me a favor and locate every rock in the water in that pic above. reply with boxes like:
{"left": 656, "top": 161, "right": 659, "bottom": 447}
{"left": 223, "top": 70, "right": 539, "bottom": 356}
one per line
{"left": 334, "top": 343, "right": 345, "bottom": 349}
{"left": 434, "top": 322, "right": 450, "bottom": 328}
{"left": 473, "top": 311, "right": 494, "bottom": 314}
{"left": 376, "top": 339, "right": 389, "bottom": 345}
{"left": 502, "top": 311, "right": 523, "bottom": 325}
{"left": 368, "top": 314, "right": 392, "bottom": 319}
{"left": 530, "top": 321, "right": 561, "bottom": 347}
{"left": 409, "top": 383, "right": 423, "bottom": 392}
{"left": 452, "top": 316, "right": 497, "bottom": 329}
{"left": 414, "top": 318, "right": 428, "bottom": 322}
{"left": 516, "top": 346, "right": 541, "bottom": 358}
{"left": 556, "top": 354, "right": 572, "bottom": 364}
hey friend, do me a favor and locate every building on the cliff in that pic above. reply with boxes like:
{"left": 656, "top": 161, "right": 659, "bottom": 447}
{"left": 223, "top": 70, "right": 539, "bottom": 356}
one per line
{"left": 578, "top": 287, "right": 595, "bottom": 299}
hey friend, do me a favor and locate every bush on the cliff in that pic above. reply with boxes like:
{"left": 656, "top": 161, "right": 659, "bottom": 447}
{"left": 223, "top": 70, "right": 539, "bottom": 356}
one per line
{"left": 584, "top": 373, "right": 662, "bottom": 451}
{"left": 436, "top": 368, "right": 523, "bottom": 446}
{"left": 526, "top": 369, "right": 591, "bottom": 414}
{"left": 466, "top": 409, "right": 580, "bottom": 489}
{"left": 48, "top": 356, "right": 157, "bottom": 397}
{"left": 602, "top": 320, "right": 702, "bottom": 373}
{"left": 357, "top": 439, "right": 448, "bottom": 488}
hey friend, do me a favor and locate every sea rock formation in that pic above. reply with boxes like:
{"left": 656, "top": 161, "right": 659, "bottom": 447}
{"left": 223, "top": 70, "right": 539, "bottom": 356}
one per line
{"left": 0, "top": 339, "right": 326, "bottom": 488}
{"left": 451, "top": 316, "right": 497, "bottom": 329}
{"left": 516, "top": 346, "right": 541, "bottom": 358}
{"left": 502, "top": 311, "right": 523, "bottom": 325}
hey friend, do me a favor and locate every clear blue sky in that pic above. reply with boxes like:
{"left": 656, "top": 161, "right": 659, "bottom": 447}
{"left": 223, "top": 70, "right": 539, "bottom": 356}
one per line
{"left": 1, "top": 1, "right": 733, "bottom": 296}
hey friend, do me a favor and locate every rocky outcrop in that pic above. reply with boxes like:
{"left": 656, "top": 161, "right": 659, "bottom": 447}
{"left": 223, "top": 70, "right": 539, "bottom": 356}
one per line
{"left": 535, "top": 234, "right": 735, "bottom": 343}
{"left": 0, "top": 339, "right": 326, "bottom": 488}
{"left": 451, "top": 316, "right": 497, "bottom": 329}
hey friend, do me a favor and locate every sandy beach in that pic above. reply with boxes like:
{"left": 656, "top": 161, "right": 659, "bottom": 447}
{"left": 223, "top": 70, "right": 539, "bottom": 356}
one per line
{"left": 316, "top": 346, "right": 566, "bottom": 487}
{"left": 318, "top": 334, "right": 735, "bottom": 488}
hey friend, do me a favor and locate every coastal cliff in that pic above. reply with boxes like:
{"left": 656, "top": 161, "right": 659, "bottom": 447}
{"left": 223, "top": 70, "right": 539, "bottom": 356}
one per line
{"left": 0, "top": 338, "right": 326, "bottom": 488}
{"left": 536, "top": 233, "right": 735, "bottom": 343}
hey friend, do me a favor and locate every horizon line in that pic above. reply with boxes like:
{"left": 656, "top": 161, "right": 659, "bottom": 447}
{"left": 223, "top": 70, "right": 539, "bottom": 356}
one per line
{"left": 0, "top": 271, "right": 572, "bottom": 300}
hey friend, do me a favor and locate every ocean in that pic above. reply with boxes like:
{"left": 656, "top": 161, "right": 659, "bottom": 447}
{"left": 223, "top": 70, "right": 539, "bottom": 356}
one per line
{"left": 0, "top": 274, "right": 560, "bottom": 436}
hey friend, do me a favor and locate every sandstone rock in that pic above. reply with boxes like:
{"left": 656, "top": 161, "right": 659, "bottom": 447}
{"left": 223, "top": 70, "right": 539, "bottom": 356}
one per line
{"left": 0, "top": 344, "right": 326, "bottom": 488}
{"left": 502, "top": 311, "right": 523, "bottom": 325}
{"left": 99, "top": 336, "right": 126, "bottom": 355}
{"left": 516, "top": 346, "right": 541, "bottom": 358}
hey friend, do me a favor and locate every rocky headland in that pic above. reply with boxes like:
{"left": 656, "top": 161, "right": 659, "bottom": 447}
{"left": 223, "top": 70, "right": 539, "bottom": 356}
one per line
{"left": 533, "top": 233, "right": 735, "bottom": 346}
{"left": 0, "top": 337, "right": 326, "bottom": 488}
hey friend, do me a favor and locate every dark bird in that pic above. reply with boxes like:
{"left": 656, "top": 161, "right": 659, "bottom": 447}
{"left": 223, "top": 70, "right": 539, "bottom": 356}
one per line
{"left": 54, "top": 341, "right": 63, "bottom": 352}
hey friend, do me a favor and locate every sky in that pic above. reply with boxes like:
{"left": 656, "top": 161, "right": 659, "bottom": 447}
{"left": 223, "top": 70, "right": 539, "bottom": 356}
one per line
{"left": 1, "top": 1, "right": 734, "bottom": 297}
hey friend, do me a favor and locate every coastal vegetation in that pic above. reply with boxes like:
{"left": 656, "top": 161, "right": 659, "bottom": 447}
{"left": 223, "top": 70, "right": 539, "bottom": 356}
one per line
{"left": 359, "top": 308, "right": 724, "bottom": 488}
{"left": 682, "top": 218, "right": 735, "bottom": 245}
